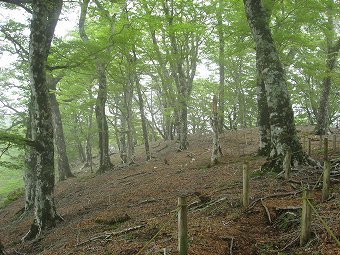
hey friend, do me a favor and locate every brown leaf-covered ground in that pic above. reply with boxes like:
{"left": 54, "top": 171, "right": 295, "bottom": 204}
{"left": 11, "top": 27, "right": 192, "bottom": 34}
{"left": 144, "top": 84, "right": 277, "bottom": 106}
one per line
{"left": 0, "top": 126, "right": 339, "bottom": 255}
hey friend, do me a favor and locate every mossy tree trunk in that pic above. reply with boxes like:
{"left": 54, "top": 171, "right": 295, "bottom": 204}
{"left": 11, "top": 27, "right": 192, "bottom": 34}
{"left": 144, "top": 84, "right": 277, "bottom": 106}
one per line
{"left": 244, "top": 0, "right": 306, "bottom": 171}
{"left": 22, "top": 0, "right": 63, "bottom": 241}
{"left": 256, "top": 66, "right": 271, "bottom": 156}
{"left": 24, "top": 104, "right": 36, "bottom": 211}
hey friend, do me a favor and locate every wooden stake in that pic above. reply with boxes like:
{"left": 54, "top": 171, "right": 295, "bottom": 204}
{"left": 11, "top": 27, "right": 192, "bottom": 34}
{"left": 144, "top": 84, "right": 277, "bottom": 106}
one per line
{"left": 178, "top": 196, "right": 188, "bottom": 255}
{"left": 300, "top": 190, "right": 312, "bottom": 246}
{"left": 308, "top": 138, "right": 312, "bottom": 156}
{"left": 322, "top": 160, "right": 331, "bottom": 202}
{"left": 283, "top": 147, "right": 292, "bottom": 180}
{"left": 303, "top": 135, "right": 307, "bottom": 150}
{"left": 242, "top": 162, "right": 250, "bottom": 208}
{"left": 333, "top": 134, "right": 337, "bottom": 151}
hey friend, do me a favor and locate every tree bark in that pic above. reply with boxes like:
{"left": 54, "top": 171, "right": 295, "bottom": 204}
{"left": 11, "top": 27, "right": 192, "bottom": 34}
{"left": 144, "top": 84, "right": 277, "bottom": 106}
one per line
{"left": 48, "top": 76, "right": 74, "bottom": 181}
{"left": 134, "top": 70, "right": 151, "bottom": 161}
{"left": 22, "top": 0, "right": 63, "bottom": 241}
{"left": 217, "top": 0, "right": 225, "bottom": 134}
{"left": 211, "top": 95, "right": 222, "bottom": 165}
{"left": 79, "top": 0, "right": 112, "bottom": 173}
{"left": 24, "top": 104, "right": 35, "bottom": 211}
{"left": 95, "top": 62, "right": 112, "bottom": 173}
{"left": 256, "top": 64, "right": 271, "bottom": 156}
{"left": 85, "top": 88, "right": 94, "bottom": 172}
{"left": 162, "top": 0, "right": 199, "bottom": 151}
{"left": 244, "top": 0, "right": 306, "bottom": 171}
{"left": 123, "top": 78, "right": 135, "bottom": 165}
{"left": 315, "top": 5, "right": 340, "bottom": 135}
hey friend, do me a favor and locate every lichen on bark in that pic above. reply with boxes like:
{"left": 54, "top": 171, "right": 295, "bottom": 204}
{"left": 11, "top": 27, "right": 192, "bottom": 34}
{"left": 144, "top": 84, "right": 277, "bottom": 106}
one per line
{"left": 22, "top": 0, "right": 64, "bottom": 241}
{"left": 244, "top": 0, "right": 309, "bottom": 172}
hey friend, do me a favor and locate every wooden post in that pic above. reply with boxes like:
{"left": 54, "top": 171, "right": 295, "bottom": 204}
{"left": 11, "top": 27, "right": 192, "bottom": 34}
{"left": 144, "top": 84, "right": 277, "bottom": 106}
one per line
{"left": 283, "top": 147, "right": 292, "bottom": 180}
{"left": 303, "top": 135, "right": 307, "bottom": 150}
{"left": 333, "top": 134, "right": 337, "bottom": 151}
{"left": 300, "top": 190, "right": 312, "bottom": 246}
{"left": 322, "top": 160, "right": 331, "bottom": 202}
{"left": 308, "top": 138, "right": 312, "bottom": 156}
{"left": 178, "top": 196, "right": 188, "bottom": 255}
{"left": 242, "top": 162, "right": 250, "bottom": 208}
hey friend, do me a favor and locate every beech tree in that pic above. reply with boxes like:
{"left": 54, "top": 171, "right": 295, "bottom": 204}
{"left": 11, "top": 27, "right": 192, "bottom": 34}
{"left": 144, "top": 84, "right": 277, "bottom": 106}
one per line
{"left": 48, "top": 76, "right": 75, "bottom": 180}
{"left": 314, "top": 0, "right": 340, "bottom": 135}
{"left": 79, "top": 0, "right": 113, "bottom": 173}
{"left": 0, "top": 0, "right": 65, "bottom": 240}
{"left": 243, "top": 0, "right": 307, "bottom": 170}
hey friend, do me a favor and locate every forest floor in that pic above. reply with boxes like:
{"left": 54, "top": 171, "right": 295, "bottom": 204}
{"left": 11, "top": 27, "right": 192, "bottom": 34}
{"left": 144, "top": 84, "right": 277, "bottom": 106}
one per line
{"left": 0, "top": 126, "right": 339, "bottom": 255}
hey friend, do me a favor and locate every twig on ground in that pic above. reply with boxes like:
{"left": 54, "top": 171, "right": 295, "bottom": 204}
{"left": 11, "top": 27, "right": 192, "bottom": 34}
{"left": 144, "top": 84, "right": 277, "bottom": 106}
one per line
{"left": 260, "top": 199, "right": 272, "bottom": 224}
{"left": 247, "top": 190, "right": 303, "bottom": 212}
{"left": 221, "top": 236, "right": 234, "bottom": 255}
{"left": 156, "top": 144, "right": 168, "bottom": 152}
{"left": 118, "top": 172, "right": 147, "bottom": 181}
{"left": 281, "top": 234, "right": 299, "bottom": 251}
{"left": 76, "top": 224, "right": 146, "bottom": 247}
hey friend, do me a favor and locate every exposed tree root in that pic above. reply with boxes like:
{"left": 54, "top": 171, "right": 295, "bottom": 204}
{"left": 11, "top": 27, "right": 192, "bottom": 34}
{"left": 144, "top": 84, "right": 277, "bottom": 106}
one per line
{"left": 261, "top": 151, "right": 321, "bottom": 173}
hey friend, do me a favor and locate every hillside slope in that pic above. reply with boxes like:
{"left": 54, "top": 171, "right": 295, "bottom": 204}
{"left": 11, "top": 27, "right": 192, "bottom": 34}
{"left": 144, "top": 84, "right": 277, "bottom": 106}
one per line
{"left": 0, "top": 127, "right": 339, "bottom": 255}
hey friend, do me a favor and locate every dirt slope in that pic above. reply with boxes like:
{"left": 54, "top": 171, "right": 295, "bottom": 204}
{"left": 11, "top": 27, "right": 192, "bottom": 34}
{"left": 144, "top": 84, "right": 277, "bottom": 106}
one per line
{"left": 0, "top": 127, "right": 339, "bottom": 255}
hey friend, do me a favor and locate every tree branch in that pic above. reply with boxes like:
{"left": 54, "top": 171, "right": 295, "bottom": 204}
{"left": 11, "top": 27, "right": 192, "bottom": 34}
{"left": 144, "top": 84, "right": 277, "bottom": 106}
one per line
{"left": 0, "top": 131, "right": 42, "bottom": 151}
{"left": 0, "top": 0, "right": 32, "bottom": 13}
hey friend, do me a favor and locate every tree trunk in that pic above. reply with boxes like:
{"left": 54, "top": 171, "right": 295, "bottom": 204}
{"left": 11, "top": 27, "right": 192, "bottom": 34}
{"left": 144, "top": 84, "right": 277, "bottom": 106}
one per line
{"left": 95, "top": 63, "right": 112, "bottom": 173}
{"left": 79, "top": 0, "right": 112, "bottom": 173}
{"left": 85, "top": 90, "right": 94, "bottom": 172}
{"left": 48, "top": 76, "right": 74, "bottom": 181}
{"left": 22, "top": 0, "right": 63, "bottom": 241}
{"left": 119, "top": 110, "right": 127, "bottom": 164}
{"left": 162, "top": 0, "right": 199, "bottom": 150}
{"left": 217, "top": 0, "right": 225, "bottom": 134}
{"left": 123, "top": 81, "right": 135, "bottom": 165}
{"left": 211, "top": 95, "right": 222, "bottom": 165}
{"left": 315, "top": 17, "right": 340, "bottom": 135}
{"left": 24, "top": 104, "right": 36, "bottom": 211}
{"left": 135, "top": 74, "right": 151, "bottom": 161}
{"left": 244, "top": 0, "right": 306, "bottom": 171}
{"left": 256, "top": 66, "right": 271, "bottom": 156}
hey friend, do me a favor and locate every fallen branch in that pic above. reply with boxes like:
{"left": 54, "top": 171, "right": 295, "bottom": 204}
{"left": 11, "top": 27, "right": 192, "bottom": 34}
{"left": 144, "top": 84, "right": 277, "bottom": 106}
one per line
{"left": 275, "top": 206, "right": 301, "bottom": 212}
{"left": 151, "top": 142, "right": 161, "bottom": 148}
{"left": 156, "top": 144, "right": 168, "bottom": 152}
{"left": 118, "top": 172, "right": 147, "bottom": 181}
{"left": 76, "top": 224, "right": 146, "bottom": 247}
{"left": 192, "top": 197, "right": 227, "bottom": 211}
{"left": 260, "top": 199, "right": 272, "bottom": 224}
{"left": 247, "top": 190, "right": 303, "bottom": 212}
{"left": 221, "top": 236, "right": 234, "bottom": 255}
{"left": 281, "top": 234, "right": 299, "bottom": 251}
